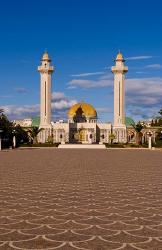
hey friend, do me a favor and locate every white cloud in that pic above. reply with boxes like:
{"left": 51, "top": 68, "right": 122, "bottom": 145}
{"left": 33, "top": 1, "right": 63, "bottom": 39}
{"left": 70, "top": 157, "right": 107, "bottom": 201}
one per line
{"left": 127, "top": 107, "right": 159, "bottom": 120}
{"left": 127, "top": 96, "right": 160, "bottom": 106}
{"left": 99, "top": 73, "right": 113, "bottom": 80}
{"left": 126, "top": 77, "right": 162, "bottom": 97}
{"left": 68, "top": 78, "right": 113, "bottom": 89}
{"left": 2, "top": 92, "right": 77, "bottom": 120}
{"left": 96, "top": 107, "right": 112, "bottom": 113}
{"left": 52, "top": 92, "right": 66, "bottom": 100}
{"left": 126, "top": 77, "right": 162, "bottom": 119}
{"left": 125, "top": 56, "right": 153, "bottom": 60}
{"left": 70, "top": 72, "right": 104, "bottom": 77}
{"left": 52, "top": 99, "right": 77, "bottom": 110}
{"left": 2, "top": 104, "right": 40, "bottom": 116}
{"left": 145, "top": 64, "right": 162, "bottom": 69}
{"left": 67, "top": 74, "right": 162, "bottom": 120}
{"left": 52, "top": 91, "right": 77, "bottom": 109}
{"left": 67, "top": 86, "right": 77, "bottom": 89}
{"left": 2, "top": 75, "right": 162, "bottom": 122}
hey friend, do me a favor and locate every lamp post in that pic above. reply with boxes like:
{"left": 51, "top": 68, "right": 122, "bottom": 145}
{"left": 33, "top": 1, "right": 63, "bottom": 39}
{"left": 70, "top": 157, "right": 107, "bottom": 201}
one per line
{"left": 0, "top": 129, "right": 3, "bottom": 151}
{"left": 12, "top": 129, "right": 16, "bottom": 149}
{"left": 147, "top": 131, "right": 153, "bottom": 149}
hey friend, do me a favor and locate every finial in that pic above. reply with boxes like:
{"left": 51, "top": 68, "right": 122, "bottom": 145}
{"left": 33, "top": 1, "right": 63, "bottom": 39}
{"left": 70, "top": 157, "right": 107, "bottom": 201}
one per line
{"left": 116, "top": 50, "right": 124, "bottom": 61}
{"left": 42, "top": 50, "right": 51, "bottom": 61}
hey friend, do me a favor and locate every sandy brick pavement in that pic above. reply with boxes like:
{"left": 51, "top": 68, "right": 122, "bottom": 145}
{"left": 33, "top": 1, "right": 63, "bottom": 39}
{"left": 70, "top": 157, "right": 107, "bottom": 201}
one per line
{"left": 0, "top": 149, "right": 162, "bottom": 250}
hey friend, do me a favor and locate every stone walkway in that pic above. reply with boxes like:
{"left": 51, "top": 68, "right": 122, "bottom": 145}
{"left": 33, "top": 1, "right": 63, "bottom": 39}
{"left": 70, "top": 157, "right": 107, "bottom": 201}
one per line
{"left": 0, "top": 149, "right": 162, "bottom": 249}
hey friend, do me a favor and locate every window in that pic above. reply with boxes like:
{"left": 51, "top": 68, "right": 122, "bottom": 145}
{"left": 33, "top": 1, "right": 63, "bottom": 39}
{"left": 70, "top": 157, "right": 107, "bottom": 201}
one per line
{"left": 101, "top": 134, "right": 104, "bottom": 139}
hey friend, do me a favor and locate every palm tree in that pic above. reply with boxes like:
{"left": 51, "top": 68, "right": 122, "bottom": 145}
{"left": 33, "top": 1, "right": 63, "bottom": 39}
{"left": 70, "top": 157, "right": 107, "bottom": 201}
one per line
{"left": 109, "top": 133, "right": 116, "bottom": 144}
{"left": 132, "top": 122, "right": 144, "bottom": 145}
{"left": 28, "top": 127, "right": 44, "bottom": 144}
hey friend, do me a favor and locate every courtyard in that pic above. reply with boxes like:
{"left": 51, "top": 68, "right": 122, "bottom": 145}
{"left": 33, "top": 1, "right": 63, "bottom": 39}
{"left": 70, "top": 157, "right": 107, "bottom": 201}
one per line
{"left": 0, "top": 148, "right": 162, "bottom": 249}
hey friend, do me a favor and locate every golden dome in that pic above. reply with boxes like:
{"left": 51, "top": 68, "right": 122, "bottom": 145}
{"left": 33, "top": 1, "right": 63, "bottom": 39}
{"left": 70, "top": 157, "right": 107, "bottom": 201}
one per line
{"left": 42, "top": 51, "right": 51, "bottom": 61}
{"left": 68, "top": 102, "right": 97, "bottom": 118}
{"left": 116, "top": 52, "right": 124, "bottom": 61}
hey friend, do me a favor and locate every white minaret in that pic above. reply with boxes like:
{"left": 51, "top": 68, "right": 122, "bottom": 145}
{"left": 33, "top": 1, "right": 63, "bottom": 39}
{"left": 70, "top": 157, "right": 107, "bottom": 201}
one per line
{"left": 38, "top": 51, "right": 54, "bottom": 128}
{"left": 111, "top": 52, "right": 128, "bottom": 126}
{"left": 111, "top": 52, "right": 128, "bottom": 143}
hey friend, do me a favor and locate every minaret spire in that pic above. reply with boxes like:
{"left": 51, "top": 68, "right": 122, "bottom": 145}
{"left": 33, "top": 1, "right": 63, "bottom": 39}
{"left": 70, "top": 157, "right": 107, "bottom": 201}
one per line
{"left": 111, "top": 52, "right": 128, "bottom": 143}
{"left": 38, "top": 51, "right": 54, "bottom": 130}
{"left": 111, "top": 51, "right": 128, "bottom": 126}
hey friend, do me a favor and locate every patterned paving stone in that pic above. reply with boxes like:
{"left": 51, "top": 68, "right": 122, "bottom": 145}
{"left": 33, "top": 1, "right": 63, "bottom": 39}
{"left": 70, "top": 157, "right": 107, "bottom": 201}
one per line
{"left": 102, "top": 231, "right": 149, "bottom": 243}
{"left": 73, "top": 237, "right": 124, "bottom": 250}
{"left": 0, "top": 148, "right": 162, "bottom": 249}
{"left": 11, "top": 236, "right": 65, "bottom": 249}
{"left": 126, "top": 226, "right": 162, "bottom": 237}
{"left": 134, "top": 238, "right": 162, "bottom": 249}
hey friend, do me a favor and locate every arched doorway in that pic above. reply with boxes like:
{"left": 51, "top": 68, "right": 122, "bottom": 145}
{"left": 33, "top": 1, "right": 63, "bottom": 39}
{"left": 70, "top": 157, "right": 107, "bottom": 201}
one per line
{"left": 73, "top": 129, "right": 86, "bottom": 143}
{"left": 79, "top": 129, "right": 86, "bottom": 142}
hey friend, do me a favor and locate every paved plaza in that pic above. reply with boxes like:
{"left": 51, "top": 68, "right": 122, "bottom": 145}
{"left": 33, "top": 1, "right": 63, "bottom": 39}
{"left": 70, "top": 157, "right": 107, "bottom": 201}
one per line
{"left": 0, "top": 149, "right": 162, "bottom": 249}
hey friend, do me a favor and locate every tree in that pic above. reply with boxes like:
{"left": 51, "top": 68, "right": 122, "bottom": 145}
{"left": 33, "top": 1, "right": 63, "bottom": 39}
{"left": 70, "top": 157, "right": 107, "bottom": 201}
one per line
{"left": 132, "top": 122, "right": 144, "bottom": 145}
{"left": 155, "top": 129, "right": 162, "bottom": 147}
{"left": 109, "top": 133, "right": 116, "bottom": 144}
{"left": 28, "top": 127, "right": 44, "bottom": 144}
{"left": 0, "top": 112, "right": 29, "bottom": 148}
{"left": 0, "top": 113, "right": 13, "bottom": 147}
{"left": 13, "top": 125, "right": 29, "bottom": 146}
{"left": 159, "top": 109, "right": 162, "bottom": 117}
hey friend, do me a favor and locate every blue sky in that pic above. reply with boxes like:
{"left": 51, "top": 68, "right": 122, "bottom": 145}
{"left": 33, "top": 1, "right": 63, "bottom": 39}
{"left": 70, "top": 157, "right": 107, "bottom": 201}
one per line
{"left": 1, "top": 0, "right": 162, "bottom": 122}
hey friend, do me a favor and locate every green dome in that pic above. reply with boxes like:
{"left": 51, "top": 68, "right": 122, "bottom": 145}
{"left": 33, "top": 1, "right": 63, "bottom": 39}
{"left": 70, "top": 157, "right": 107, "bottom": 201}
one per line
{"left": 125, "top": 117, "right": 135, "bottom": 127}
{"left": 32, "top": 117, "right": 40, "bottom": 127}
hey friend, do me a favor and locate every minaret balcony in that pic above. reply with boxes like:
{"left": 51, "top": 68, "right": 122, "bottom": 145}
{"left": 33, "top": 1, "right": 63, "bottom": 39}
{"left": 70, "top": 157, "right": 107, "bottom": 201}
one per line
{"left": 111, "top": 66, "right": 128, "bottom": 73}
{"left": 38, "top": 66, "right": 54, "bottom": 73}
